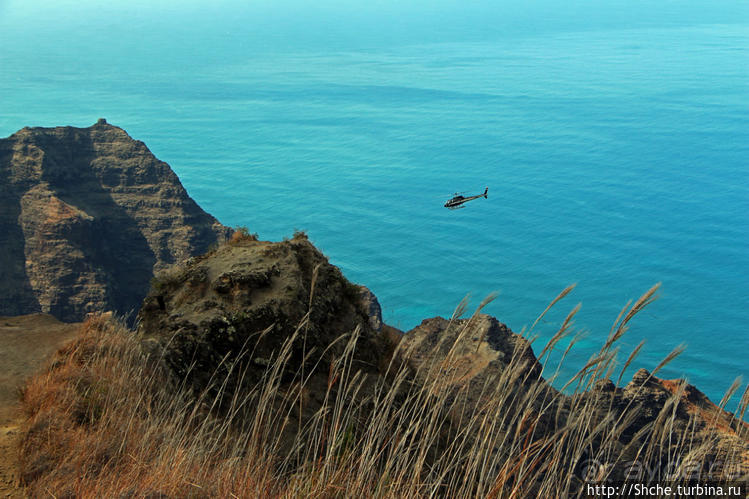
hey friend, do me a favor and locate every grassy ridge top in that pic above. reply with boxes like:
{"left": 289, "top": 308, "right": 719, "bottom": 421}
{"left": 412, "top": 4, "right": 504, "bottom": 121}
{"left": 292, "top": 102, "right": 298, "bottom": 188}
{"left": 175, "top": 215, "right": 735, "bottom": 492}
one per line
{"left": 15, "top": 233, "right": 749, "bottom": 496}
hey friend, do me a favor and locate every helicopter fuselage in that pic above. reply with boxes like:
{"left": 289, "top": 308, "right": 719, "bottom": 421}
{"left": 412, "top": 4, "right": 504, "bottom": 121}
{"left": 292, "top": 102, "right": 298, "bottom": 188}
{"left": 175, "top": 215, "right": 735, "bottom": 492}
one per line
{"left": 444, "top": 187, "right": 488, "bottom": 208}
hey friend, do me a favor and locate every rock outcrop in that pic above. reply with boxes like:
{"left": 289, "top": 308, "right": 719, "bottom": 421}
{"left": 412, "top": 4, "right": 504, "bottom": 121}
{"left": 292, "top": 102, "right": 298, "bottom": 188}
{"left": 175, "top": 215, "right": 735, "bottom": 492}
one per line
{"left": 400, "top": 315, "right": 749, "bottom": 485}
{"left": 400, "top": 315, "right": 557, "bottom": 430}
{"left": 358, "top": 285, "right": 383, "bottom": 332}
{"left": 0, "top": 120, "right": 231, "bottom": 321}
{"left": 136, "top": 232, "right": 748, "bottom": 485}
{"left": 137, "top": 232, "right": 384, "bottom": 404}
{"left": 581, "top": 367, "right": 749, "bottom": 480}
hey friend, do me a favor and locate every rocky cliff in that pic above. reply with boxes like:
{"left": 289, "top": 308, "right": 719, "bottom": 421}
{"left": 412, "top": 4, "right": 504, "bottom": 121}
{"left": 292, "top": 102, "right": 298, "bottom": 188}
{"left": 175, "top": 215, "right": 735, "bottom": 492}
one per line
{"left": 5, "top": 123, "right": 747, "bottom": 495}
{"left": 0, "top": 120, "right": 232, "bottom": 321}
{"left": 137, "top": 231, "right": 387, "bottom": 455}
{"left": 137, "top": 232, "right": 748, "bottom": 487}
{"left": 401, "top": 315, "right": 749, "bottom": 485}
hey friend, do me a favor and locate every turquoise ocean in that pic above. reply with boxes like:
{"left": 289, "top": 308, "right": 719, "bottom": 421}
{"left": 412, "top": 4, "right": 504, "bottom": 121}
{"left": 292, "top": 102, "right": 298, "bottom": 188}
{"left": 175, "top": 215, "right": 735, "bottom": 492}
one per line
{"left": 1, "top": 2, "right": 747, "bottom": 407}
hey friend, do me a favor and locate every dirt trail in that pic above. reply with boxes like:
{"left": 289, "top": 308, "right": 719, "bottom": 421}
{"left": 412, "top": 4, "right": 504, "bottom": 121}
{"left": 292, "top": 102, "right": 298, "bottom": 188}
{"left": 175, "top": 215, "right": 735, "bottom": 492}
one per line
{"left": 0, "top": 314, "right": 79, "bottom": 498}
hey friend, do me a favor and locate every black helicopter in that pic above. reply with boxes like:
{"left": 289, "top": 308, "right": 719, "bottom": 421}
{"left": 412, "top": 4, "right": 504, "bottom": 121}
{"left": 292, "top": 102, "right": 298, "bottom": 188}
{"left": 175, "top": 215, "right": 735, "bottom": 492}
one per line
{"left": 444, "top": 187, "right": 488, "bottom": 208}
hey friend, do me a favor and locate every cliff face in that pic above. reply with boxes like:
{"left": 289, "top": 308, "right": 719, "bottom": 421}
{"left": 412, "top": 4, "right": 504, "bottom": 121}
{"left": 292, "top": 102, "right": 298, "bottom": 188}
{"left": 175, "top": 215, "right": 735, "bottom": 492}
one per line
{"left": 137, "top": 233, "right": 385, "bottom": 453}
{"left": 138, "top": 232, "right": 383, "bottom": 391}
{"left": 0, "top": 119, "right": 232, "bottom": 322}
{"left": 137, "top": 233, "right": 748, "bottom": 483}
{"left": 400, "top": 315, "right": 748, "bottom": 483}
{"left": 5, "top": 123, "right": 747, "bottom": 494}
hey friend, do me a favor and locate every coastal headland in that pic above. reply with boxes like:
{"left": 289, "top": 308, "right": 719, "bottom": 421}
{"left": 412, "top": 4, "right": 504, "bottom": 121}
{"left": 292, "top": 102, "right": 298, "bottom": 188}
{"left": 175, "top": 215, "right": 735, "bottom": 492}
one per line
{"left": 1, "top": 122, "right": 746, "bottom": 496}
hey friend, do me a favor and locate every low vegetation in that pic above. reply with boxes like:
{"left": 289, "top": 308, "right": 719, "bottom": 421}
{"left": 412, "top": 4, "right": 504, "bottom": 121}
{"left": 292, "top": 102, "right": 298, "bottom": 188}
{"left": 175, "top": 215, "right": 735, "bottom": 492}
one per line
{"left": 17, "top": 285, "right": 749, "bottom": 497}
{"left": 228, "top": 226, "right": 259, "bottom": 246}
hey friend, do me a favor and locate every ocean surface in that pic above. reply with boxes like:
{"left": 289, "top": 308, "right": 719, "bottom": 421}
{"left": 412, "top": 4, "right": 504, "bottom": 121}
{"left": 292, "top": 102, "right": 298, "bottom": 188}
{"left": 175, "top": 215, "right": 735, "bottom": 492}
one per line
{"left": 1, "top": 3, "right": 747, "bottom": 408}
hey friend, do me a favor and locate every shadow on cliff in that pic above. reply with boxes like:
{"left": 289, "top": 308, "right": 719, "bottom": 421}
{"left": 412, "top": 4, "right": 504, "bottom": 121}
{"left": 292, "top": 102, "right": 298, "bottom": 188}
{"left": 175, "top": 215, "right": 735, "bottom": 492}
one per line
{"left": 36, "top": 129, "right": 156, "bottom": 322}
{"left": 0, "top": 143, "right": 41, "bottom": 316}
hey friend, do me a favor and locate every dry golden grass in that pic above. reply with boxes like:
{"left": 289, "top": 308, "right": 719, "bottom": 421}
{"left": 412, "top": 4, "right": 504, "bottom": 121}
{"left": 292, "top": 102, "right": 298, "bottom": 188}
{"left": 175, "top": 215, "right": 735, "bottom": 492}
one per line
{"left": 17, "top": 285, "right": 748, "bottom": 498}
{"left": 228, "top": 227, "right": 259, "bottom": 246}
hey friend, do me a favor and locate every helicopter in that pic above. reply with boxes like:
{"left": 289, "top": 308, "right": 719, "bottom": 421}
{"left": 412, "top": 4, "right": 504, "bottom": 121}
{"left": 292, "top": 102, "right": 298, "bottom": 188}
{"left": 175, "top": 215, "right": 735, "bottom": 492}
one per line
{"left": 444, "top": 187, "right": 488, "bottom": 209}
